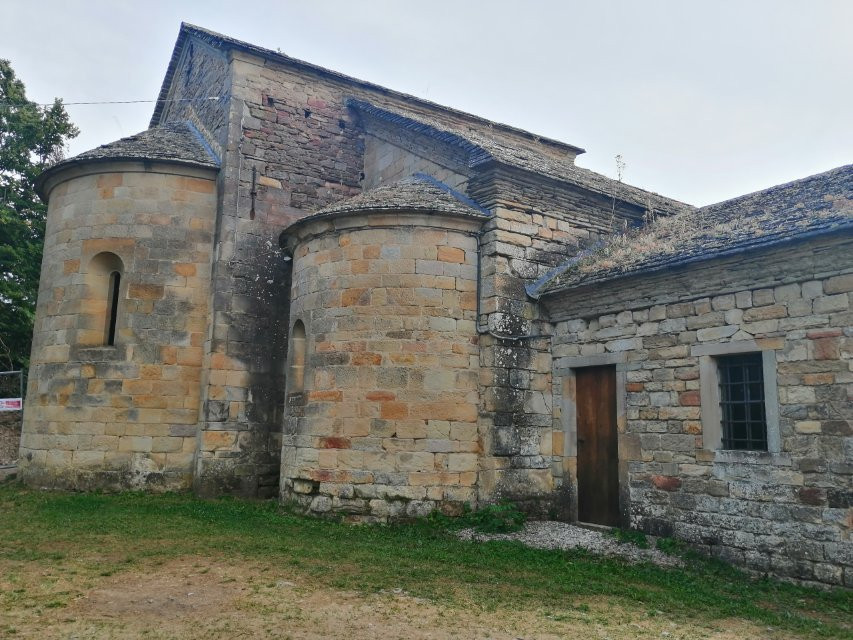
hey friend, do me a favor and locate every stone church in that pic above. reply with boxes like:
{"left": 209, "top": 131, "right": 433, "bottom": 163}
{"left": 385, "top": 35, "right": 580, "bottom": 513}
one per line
{"left": 20, "top": 24, "right": 852, "bottom": 586}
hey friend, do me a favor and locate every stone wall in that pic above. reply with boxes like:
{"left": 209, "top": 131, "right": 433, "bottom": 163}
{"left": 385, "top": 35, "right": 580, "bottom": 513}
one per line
{"left": 280, "top": 211, "right": 482, "bottom": 520}
{"left": 183, "top": 39, "right": 597, "bottom": 496}
{"left": 470, "top": 164, "right": 651, "bottom": 513}
{"left": 545, "top": 234, "right": 853, "bottom": 586}
{"left": 156, "top": 37, "right": 231, "bottom": 156}
{"left": 361, "top": 117, "right": 470, "bottom": 191}
{"left": 0, "top": 411, "right": 21, "bottom": 466}
{"left": 19, "top": 163, "right": 217, "bottom": 491}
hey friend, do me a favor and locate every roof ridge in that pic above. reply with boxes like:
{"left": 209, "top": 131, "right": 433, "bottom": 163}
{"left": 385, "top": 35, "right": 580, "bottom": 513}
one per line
{"left": 153, "top": 23, "right": 585, "bottom": 156}
{"left": 410, "top": 173, "right": 492, "bottom": 216}
{"left": 533, "top": 163, "right": 853, "bottom": 296}
{"left": 183, "top": 120, "right": 221, "bottom": 166}
{"left": 349, "top": 97, "right": 692, "bottom": 214}
{"left": 700, "top": 164, "right": 853, "bottom": 212}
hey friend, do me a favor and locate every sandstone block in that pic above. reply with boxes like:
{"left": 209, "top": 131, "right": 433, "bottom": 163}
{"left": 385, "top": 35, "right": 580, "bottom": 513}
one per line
{"left": 824, "top": 274, "right": 853, "bottom": 294}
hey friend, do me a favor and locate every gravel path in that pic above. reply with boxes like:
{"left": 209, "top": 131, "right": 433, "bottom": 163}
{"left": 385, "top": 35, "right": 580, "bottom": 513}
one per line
{"left": 459, "top": 520, "right": 684, "bottom": 568}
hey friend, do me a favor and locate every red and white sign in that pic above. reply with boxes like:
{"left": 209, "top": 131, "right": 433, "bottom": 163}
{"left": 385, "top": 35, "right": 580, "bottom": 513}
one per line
{"left": 0, "top": 398, "right": 22, "bottom": 411}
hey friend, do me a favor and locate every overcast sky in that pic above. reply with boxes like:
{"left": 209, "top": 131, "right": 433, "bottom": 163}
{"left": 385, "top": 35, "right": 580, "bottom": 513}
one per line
{"left": 5, "top": 0, "right": 851, "bottom": 205}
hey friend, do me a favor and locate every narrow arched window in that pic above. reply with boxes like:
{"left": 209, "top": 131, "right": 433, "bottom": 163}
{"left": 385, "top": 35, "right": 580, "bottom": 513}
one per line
{"left": 85, "top": 252, "right": 124, "bottom": 347}
{"left": 289, "top": 320, "right": 306, "bottom": 394}
{"left": 106, "top": 271, "right": 121, "bottom": 346}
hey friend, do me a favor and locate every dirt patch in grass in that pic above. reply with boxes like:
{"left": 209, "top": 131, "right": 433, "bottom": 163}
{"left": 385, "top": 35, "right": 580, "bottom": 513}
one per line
{"left": 2, "top": 555, "right": 783, "bottom": 640}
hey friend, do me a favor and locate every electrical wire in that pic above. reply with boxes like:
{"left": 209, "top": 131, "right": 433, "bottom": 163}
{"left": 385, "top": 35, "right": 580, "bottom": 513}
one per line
{"left": 0, "top": 96, "right": 226, "bottom": 108}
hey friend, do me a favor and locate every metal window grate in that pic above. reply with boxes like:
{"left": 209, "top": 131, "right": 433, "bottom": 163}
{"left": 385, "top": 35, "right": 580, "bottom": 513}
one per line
{"left": 718, "top": 353, "right": 767, "bottom": 451}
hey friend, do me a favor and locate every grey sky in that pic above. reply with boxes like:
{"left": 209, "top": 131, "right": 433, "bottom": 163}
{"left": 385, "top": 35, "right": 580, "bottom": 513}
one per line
{"left": 5, "top": 0, "right": 852, "bottom": 205}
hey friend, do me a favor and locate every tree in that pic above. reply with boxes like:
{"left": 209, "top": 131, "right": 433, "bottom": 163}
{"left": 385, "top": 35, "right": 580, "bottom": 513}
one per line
{"left": 0, "top": 59, "right": 78, "bottom": 370}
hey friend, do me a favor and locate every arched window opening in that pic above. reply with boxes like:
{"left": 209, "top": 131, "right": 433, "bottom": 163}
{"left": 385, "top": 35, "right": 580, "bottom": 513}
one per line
{"left": 289, "top": 320, "right": 306, "bottom": 395}
{"left": 106, "top": 271, "right": 121, "bottom": 346}
{"left": 85, "top": 252, "right": 124, "bottom": 347}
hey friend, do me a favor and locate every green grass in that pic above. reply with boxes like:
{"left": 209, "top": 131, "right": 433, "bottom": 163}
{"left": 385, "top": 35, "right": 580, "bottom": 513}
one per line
{"left": 0, "top": 483, "right": 850, "bottom": 638}
{"left": 609, "top": 527, "right": 650, "bottom": 548}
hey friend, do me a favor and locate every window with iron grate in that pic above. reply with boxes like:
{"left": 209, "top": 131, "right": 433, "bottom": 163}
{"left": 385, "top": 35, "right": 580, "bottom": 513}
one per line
{"left": 717, "top": 353, "right": 767, "bottom": 451}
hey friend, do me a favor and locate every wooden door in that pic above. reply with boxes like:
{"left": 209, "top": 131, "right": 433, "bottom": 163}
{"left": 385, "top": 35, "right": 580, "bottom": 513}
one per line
{"left": 575, "top": 365, "right": 619, "bottom": 526}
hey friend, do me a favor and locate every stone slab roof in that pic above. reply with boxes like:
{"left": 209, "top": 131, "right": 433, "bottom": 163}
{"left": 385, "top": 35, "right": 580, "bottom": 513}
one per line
{"left": 36, "top": 121, "right": 220, "bottom": 197}
{"left": 68, "top": 121, "right": 220, "bottom": 168}
{"left": 299, "top": 173, "right": 492, "bottom": 222}
{"left": 349, "top": 99, "right": 692, "bottom": 217}
{"left": 531, "top": 164, "right": 853, "bottom": 297}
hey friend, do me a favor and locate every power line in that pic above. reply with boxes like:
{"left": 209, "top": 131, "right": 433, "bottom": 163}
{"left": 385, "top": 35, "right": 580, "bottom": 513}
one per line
{"left": 0, "top": 96, "right": 227, "bottom": 108}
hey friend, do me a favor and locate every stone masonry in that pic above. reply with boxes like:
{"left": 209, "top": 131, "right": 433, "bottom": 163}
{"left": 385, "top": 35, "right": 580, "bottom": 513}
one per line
{"left": 20, "top": 162, "right": 217, "bottom": 490}
{"left": 544, "top": 235, "right": 853, "bottom": 586}
{"left": 18, "top": 23, "right": 852, "bottom": 587}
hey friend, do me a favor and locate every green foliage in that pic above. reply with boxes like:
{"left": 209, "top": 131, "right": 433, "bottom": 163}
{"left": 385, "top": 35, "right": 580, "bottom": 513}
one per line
{"left": 0, "top": 59, "right": 78, "bottom": 369}
{"left": 655, "top": 536, "right": 687, "bottom": 555}
{"left": 609, "top": 527, "right": 649, "bottom": 548}
{"left": 428, "top": 500, "right": 527, "bottom": 533}
{"left": 465, "top": 500, "right": 527, "bottom": 533}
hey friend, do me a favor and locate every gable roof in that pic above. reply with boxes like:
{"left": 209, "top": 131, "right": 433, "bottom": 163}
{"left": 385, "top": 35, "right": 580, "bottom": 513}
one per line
{"left": 151, "top": 23, "right": 584, "bottom": 158}
{"left": 293, "top": 173, "right": 492, "bottom": 223}
{"left": 530, "top": 164, "right": 853, "bottom": 297}
{"left": 349, "top": 99, "right": 692, "bottom": 217}
{"left": 153, "top": 24, "right": 691, "bottom": 218}
{"left": 347, "top": 98, "right": 692, "bottom": 214}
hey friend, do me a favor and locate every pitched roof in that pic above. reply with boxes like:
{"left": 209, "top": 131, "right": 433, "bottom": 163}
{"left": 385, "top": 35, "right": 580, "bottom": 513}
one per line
{"left": 295, "top": 173, "right": 492, "bottom": 222}
{"left": 152, "top": 23, "right": 584, "bottom": 158}
{"left": 154, "top": 24, "right": 689, "bottom": 217}
{"left": 530, "top": 164, "right": 853, "bottom": 297}
{"left": 349, "top": 99, "right": 691, "bottom": 217}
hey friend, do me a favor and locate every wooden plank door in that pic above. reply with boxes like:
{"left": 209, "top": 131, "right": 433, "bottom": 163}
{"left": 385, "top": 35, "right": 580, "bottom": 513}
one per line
{"left": 575, "top": 365, "right": 619, "bottom": 526}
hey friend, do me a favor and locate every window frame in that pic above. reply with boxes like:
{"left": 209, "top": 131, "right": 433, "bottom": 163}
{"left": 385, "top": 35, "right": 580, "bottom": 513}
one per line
{"left": 692, "top": 340, "right": 781, "bottom": 454}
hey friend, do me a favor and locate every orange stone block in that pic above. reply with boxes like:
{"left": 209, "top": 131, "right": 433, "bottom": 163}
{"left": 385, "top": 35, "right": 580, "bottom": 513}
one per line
{"left": 679, "top": 390, "right": 701, "bottom": 406}
{"left": 82, "top": 237, "right": 134, "bottom": 255}
{"left": 319, "top": 436, "right": 351, "bottom": 449}
{"left": 308, "top": 390, "right": 343, "bottom": 402}
{"left": 351, "top": 260, "right": 370, "bottom": 274}
{"left": 803, "top": 373, "right": 834, "bottom": 385}
{"left": 202, "top": 430, "right": 235, "bottom": 449}
{"left": 63, "top": 259, "right": 80, "bottom": 275}
{"left": 365, "top": 390, "right": 395, "bottom": 402}
{"left": 129, "top": 283, "right": 165, "bottom": 300}
{"left": 381, "top": 402, "right": 409, "bottom": 420}
{"left": 160, "top": 346, "right": 177, "bottom": 365}
{"left": 140, "top": 365, "right": 162, "bottom": 380}
{"left": 342, "top": 288, "right": 369, "bottom": 306}
{"left": 437, "top": 246, "right": 465, "bottom": 263}
{"left": 183, "top": 177, "right": 215, "bottom": 193}
{"left": 177, "top": 347, "right": 203, "bottom": 366}
{"left": 352, "top": 352, "right": 382, "bottom": 366}
{"left": 174, "top": 263, "right": 197, "bottom": 277}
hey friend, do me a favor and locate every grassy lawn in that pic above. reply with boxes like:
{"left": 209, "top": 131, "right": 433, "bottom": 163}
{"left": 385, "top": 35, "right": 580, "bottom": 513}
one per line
{"left": 0, "top": 482, "right": 850, "bottom": 639}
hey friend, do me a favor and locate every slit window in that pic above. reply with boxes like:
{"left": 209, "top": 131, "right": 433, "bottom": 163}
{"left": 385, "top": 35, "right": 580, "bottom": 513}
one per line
{"left": 289, "top": 320, "right": 306, "bottom": 394}
{"left": 106, "top": 271, "right": 121, "bottom": 346}
{"left": 718, "top": 353, "right": 767, "bottom": 451}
